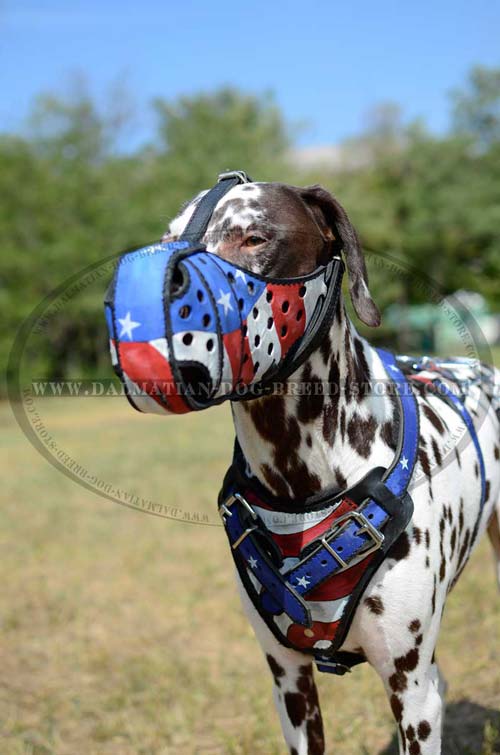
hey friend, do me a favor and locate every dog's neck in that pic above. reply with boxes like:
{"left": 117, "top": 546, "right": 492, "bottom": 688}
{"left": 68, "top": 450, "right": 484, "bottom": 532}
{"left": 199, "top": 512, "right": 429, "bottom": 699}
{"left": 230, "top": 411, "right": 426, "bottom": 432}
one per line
{"left": 231, "top": 298, "right": 398, "bottom": 502}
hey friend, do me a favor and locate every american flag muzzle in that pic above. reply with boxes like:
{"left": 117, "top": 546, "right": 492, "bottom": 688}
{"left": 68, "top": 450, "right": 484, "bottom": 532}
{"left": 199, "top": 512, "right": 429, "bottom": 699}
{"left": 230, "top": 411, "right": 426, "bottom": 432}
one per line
{"left": 104, "top": 240, "right": 343, "bottom": 414}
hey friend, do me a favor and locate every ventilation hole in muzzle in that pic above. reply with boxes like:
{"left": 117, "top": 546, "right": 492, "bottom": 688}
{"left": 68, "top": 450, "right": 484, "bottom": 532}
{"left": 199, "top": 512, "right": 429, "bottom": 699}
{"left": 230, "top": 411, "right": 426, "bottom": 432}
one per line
{"left": 281, "top": 325, "right": 288, "bottom": 338}
{"left": 242, "top": 324, "right": 248, "bottom": 337}
{"left": 238, "top": 298, "right": 244, "bottom": 311}
{"left": 266, "top": 290, "right": 273, "bottom": 302}
{"left": 296, "top": 309, "right": 303, "bottom": 321}
{"left": 253, "top": 361, "right": 260, "bottom": 374}
{"left": 182, "top": 333, "right": 193, "bottom": 346}
{"left": 206, "top": 338, "right": 214, "bottom": 351}
{"left": 228, "top": 272, "right": 235, "bottom": 282}
{"left": 299, "top": 285, "right": 306, "bottom": 298}
{"left": 252, "top": 307, "right": 259, "bottom": 320}
{"left": 267, "top": 343, "right": 274, "bottom": 355}
{"left": 254, "top": 335, "right": 260, "bottom": 347}
{"left": 203, "top": 313, "right": 211, "bottom": 327}
{"left": 282, "top": 301, "right": 289, "bottom": 313}
{"left": 179, "top": 305, "right": 191, "bottom": 319}
{"left": 197, "top": 290, "right": 204, "bottom": 302}
{"left": 247, "top": 281, "right": 254, "bottom": 294}
{"left": 170, "top": 266, "right": 187, "bottom": 295}
{"left": 267, "top": 317, "right": 273, "bottom": 329}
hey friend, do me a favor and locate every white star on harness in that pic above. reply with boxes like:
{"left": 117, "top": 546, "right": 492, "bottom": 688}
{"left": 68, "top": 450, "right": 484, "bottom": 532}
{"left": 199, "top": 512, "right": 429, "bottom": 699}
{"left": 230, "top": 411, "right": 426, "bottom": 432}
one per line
{"left": 248, "top": 556, "right": 258, "bottom": 569}
{"left": 235, "top": 270, "right": 247, "bottom": 283}
{"left": 217, "top": 290, "right": 233, "bottom": 315}
{"left": 118, "top": 311, "right": 141, "bottom": 340}
{"left": 296, "top": 576, "right": 310, "bottom": 588}
{"left": 400, "top": 456, "right": 409, "bottom": 470}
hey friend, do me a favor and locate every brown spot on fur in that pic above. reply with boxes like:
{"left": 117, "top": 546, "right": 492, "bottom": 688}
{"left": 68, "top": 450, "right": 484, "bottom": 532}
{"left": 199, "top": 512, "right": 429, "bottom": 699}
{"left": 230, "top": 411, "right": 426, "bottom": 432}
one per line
{"left": 413, "top": 526, "right": 422, "bottom": 545}
{"left": 494, "top": 445, "right": 499, "bottom": 461}
{"left": 390, "top": 694, "right": 403, "bottom": 722}
{"left": 395, "top": 648, "right": 419, "bottom": 674}
{"left": 323, "top": 360, "right": 340, "bottom": 446}
{"left": 284, "top": 692, "right": 307, "bottom": 728}
{"left": 418, "top": 448, "right": 432, "bottom": 482}
{"left": 306, "top": 714, "right": 325, "bottom": 755}
{"left": 409, "top": 619, "right": 421, "bottom": 634}
{"left": 457, "top": 528, "right": 471, "bottom": 572}
{"left": 334, "top": 468, "right": 347, "bottom": 490}
{"left": 266, "top": 654, "right": 285, "bottom": 687}
{"left": 485, "top": 480, "right": 490, "bottom": 502}
{"left": 347, "top": 412, "right": 377, "bottom": 458}
{"left": 415, "top": 634, "right": 423, "bottom": 646}
{"left": 425, "top": 529, "right": 430, "bottom": 549}
{"left": 298, "top": 364, "right": 324, "bottom": 424}
{"left": 450, "top": 526, "right": 457, "bottom": 556}
{"left": 406, "top": 724, "right": 416, "bottom": 740}
{"left": 418, "top": 720, "right": 431, "bottom": 741}
{"left": 381, "top": 420, "right": 398, "bottom": 450}
{"left": 389, "top": 670, "right": 407, "bottom": 693}
{"left": 439, "top": 556, "right": 446, "bottom": 582}
{"left": 364, "top": 595, "right": 384, "bottom": 615}
{"left": 252, "top": 398, "right": 321, "bottom": 498}
{"left": 388, "top": 531, "right": 411, "bottom": 561}
{"left": 431, "top": 437, "right": 442, "bottom": 466}
{"left": 423, "top": 404, "right": 445, "bottom": 435}
{"left": 340, "top": 406, "right": 346, "bottom": 442}
{"left": 261, "top": 463, "right": 289, "bottom": 498}
{"left": 319, "top": 335, "right": 332, "bottom": 366}
{"left": 431, "top": 575, "right": 437, "bottom": 614}
{"left": 409, "top": 742, "right": 421, "bottom": 755}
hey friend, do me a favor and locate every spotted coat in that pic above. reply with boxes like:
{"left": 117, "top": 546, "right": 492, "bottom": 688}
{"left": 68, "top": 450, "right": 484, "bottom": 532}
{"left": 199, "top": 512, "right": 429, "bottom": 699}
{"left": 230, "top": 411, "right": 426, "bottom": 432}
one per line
{"left": 167, "top": 181, "right": 500, "bottom": 755}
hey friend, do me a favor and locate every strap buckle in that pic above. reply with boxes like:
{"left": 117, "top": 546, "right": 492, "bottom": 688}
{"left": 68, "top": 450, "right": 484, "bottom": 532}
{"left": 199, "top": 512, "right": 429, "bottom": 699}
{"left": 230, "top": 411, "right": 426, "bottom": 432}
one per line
{"left": 218, "top": 492, "right": 259, "bottom": 550}
{"left": 217, "top": 170, "right": 253, "bottom": 184}
{"left": 320, "top": 509, "right": 384, "bottom": 570}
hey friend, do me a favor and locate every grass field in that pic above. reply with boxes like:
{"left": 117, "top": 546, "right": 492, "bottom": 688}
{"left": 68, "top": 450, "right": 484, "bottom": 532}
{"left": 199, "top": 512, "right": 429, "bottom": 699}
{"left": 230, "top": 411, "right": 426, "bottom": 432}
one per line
{"left": 1, "top": 381, "right": 499, "bottom": 754}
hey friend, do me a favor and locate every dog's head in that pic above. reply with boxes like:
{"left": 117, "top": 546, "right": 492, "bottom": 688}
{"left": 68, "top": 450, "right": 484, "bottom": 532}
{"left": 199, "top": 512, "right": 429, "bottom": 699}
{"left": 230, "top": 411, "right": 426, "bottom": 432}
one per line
{"left": 165, "top": 182, "right": 380, "bottom": 327}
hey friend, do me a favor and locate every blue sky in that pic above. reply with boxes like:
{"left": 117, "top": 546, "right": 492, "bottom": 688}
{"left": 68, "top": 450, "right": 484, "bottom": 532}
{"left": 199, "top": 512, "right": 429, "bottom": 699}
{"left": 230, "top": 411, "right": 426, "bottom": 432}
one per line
{"left": 1, "top": 1, "right": 499, "bottom": 148}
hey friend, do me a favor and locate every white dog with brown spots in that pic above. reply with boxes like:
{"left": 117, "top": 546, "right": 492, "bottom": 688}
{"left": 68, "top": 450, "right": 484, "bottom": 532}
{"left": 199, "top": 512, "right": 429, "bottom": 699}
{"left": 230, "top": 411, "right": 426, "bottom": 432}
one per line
{"left": 166, "top": 181, "right": 500, "bottom": 755}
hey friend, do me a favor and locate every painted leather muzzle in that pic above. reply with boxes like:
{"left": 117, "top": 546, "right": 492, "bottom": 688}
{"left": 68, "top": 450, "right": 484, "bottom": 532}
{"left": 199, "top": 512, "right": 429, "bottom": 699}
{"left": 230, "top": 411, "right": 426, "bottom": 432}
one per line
{"left": 104, "top": 240, "right": 344, "bottom": 414}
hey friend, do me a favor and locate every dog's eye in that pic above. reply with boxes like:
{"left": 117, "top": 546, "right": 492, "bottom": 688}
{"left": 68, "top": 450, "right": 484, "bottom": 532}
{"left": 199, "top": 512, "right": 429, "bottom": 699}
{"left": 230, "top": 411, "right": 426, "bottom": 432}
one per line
{"left": 242, "top": 235, "right": 266, "bottom": 249}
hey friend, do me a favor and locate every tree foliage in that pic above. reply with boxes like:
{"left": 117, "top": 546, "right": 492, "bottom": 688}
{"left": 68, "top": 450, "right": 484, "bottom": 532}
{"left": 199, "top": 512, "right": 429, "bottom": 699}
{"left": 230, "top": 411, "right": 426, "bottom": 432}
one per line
{"left": 2, "top": 68, "right": 499, "bottom": 392}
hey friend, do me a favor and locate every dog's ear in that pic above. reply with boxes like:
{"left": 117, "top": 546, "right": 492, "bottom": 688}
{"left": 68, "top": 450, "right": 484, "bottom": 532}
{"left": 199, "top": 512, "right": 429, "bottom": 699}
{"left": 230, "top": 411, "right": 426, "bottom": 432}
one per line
{"left": 299, "top": 185, "right": 381, "bottom": 327}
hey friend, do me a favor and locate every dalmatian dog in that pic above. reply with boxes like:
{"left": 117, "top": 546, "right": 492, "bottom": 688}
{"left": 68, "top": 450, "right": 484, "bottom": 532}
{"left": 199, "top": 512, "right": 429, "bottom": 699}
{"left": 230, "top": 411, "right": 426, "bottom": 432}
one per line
{"left": 165, "top": 182, "right": 500, "bottom": 755}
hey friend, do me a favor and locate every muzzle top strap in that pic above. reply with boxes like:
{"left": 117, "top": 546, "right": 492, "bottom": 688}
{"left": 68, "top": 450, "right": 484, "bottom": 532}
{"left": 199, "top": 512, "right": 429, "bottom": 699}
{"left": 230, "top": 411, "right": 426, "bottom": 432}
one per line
{"left": 180, "top": 170, "right": 253, "bottom": 244}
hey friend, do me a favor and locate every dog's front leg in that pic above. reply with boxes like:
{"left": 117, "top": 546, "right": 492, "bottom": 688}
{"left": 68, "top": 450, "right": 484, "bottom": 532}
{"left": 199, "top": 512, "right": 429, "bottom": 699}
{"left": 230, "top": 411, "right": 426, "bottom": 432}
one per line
{"left": 236, "top": 573, "right": 325, "bottom": 755}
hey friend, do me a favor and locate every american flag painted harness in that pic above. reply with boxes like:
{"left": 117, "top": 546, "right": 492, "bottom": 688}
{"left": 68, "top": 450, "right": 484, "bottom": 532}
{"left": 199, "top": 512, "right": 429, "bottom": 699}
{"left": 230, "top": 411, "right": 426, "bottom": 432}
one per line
{"left": 104, "top": 171, "right": 486, "bottom": 676}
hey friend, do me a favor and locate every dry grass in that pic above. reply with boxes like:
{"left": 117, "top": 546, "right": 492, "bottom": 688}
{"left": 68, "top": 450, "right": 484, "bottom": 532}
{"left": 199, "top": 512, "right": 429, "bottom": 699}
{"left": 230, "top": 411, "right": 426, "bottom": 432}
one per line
{"left": 1, "top": 393, "right": 499, "bottom": 755}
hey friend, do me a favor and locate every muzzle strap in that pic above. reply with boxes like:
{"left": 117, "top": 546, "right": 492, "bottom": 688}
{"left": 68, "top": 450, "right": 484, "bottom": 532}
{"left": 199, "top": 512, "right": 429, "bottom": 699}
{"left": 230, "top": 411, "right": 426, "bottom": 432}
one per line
{"left": 180, "top": 170, "right": 253, "bottom": 244}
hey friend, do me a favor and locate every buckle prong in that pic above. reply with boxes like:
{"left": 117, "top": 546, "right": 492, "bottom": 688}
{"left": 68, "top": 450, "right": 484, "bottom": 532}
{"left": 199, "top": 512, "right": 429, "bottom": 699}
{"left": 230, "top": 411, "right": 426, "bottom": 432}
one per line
{"left": 319, "top": 509, "right": 384, "bottom": 572}
{"left": 218, "top": 492, "right": 257, "bottom": 523}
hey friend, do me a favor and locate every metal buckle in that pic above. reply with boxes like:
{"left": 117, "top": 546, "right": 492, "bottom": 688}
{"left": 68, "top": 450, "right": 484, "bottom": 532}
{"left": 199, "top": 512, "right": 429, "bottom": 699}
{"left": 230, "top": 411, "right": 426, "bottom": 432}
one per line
{"left": 218, "top": 492, "right": 257, "bottom": 523}
{"left": 217, "top": 170, "right": 253, "bottom": 184}
{"left": 218, "top": 492, "right": 259, "bottom": 550}
{"left": 320, "top": 510, "right": 384, "bottom": 571}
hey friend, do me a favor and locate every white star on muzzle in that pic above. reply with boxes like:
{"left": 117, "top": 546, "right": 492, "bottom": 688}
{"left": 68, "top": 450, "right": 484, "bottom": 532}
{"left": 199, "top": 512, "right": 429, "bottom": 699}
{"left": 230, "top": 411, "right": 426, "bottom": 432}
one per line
{"left": 217, "top": 290, "right": 233, "bottom": 316}
{"left": 118, "top": 311, "right": 141, "bottom": 340}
